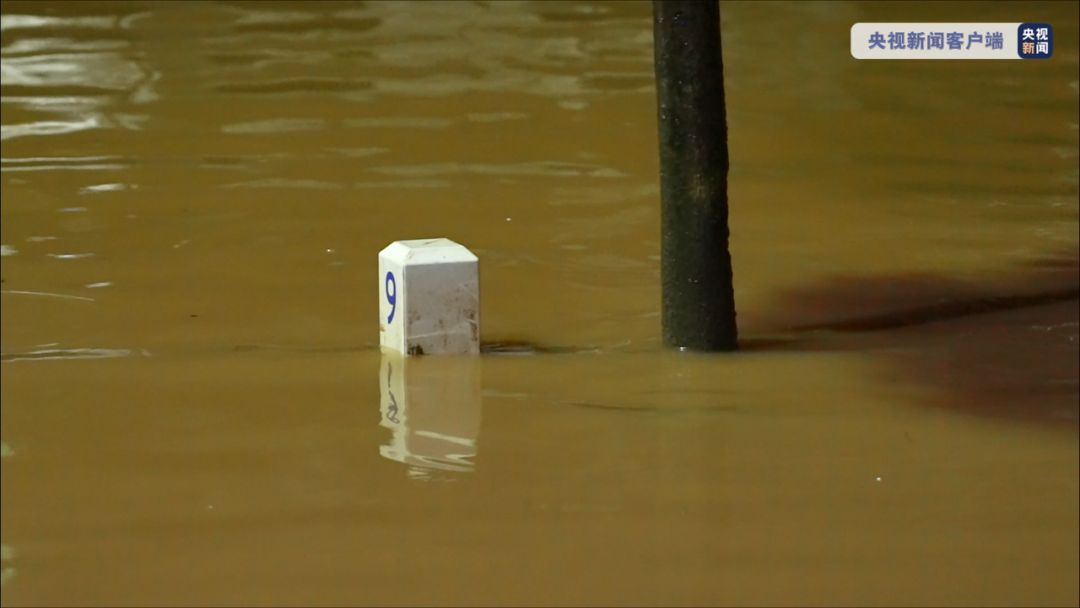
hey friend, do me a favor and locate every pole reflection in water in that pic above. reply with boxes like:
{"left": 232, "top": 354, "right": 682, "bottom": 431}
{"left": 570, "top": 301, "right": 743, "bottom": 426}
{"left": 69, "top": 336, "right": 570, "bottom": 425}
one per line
{"left": 378, "top": 351, "right": 482, "bottom": 480}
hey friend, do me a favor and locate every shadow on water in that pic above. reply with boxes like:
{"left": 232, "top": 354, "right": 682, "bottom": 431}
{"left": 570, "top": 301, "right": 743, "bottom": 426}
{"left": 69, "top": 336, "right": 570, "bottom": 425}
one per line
{"left": 747, "top": 248, "right": 1079, "bottom": 428}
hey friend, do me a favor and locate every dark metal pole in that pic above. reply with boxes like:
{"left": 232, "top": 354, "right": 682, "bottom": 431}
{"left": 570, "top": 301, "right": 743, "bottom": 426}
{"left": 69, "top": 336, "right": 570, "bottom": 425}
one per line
{"left": 653, "top": 0, "right": 737, "bottom": 351}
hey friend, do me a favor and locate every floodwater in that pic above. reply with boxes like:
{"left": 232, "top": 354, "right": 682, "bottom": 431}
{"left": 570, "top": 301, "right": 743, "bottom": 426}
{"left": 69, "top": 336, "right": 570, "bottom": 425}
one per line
{"left": 1, "top": 0, "right": 1077, "bottom": 605}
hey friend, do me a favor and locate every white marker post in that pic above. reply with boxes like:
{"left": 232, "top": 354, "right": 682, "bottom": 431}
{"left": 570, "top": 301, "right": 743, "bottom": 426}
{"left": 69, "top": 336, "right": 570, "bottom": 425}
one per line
{"left": 378, "top": 238, "right": 480, "bottom": 356}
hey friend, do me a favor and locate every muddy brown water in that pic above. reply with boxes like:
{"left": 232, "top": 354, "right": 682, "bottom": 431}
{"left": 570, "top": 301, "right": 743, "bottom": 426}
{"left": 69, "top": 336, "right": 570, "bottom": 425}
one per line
{"left": 1, "top": 1, "right": 1077, "bottom": 605}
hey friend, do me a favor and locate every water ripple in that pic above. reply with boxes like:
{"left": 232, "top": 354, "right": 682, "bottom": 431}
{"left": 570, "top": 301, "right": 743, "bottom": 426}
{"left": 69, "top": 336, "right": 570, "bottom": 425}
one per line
{"left": 222, "top": 178, "right": 342, "bottom": 191}
{"left": 1, "top": 289, "right": 95, "bottom": 302}
{"left": 1, "top": 155, "right": 128, "bottom": 172}
{"left": 214, "top": 78, "right": 371, "bottom": 95}
{"left": 345, "top": 117, "right": 453, "bottom": 129}
{"left": 0, "top": 347, "right": 148, "bottom": 362}
{"left": 0, "top": 117, "right": 102, "bottom": 141}
{"left": 370, "top": 161, "right": 626, "bottom": 179}
{"left": 221, "top": 118, "right": 324, "bottom": 135}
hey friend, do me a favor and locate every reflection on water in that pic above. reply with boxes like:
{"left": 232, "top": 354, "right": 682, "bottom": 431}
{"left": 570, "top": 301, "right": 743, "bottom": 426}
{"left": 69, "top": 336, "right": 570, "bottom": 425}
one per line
{"left": 379, "top": 352, "right": 481, "bottom": 479}
{"left": 1, "top": 0, "right": 1077, "bottom": 605}
{"left": 0, "top": 7, "right": 156, "bottom": 148}
{"left": 1, "top": 445, "right": 12, "bottom": 588}
{"left": 757, "top": 250, "right": 1080, "bottom": 426}
{"left": 0, "top": 544, "right": 13, "bottom": 587}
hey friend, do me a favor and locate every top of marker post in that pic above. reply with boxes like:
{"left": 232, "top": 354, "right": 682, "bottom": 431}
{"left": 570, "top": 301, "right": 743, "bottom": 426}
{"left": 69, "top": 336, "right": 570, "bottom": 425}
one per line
{"left": 379, "top": 238, "right": 478, "bottom": 265}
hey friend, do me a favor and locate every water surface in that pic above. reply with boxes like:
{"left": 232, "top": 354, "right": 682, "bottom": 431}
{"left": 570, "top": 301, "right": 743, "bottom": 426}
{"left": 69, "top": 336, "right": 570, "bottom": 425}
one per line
{"left": 1, "top": 1, "right": 1077, "bottom": 605}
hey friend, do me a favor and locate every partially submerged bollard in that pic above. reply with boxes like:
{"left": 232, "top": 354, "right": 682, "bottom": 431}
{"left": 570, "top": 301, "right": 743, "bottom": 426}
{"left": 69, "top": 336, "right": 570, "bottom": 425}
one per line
{"left": 653, "top": 0, "right": 738, "bottom": 351}
{"left": 378, "top": 238, "right": 480, "bottom": 355}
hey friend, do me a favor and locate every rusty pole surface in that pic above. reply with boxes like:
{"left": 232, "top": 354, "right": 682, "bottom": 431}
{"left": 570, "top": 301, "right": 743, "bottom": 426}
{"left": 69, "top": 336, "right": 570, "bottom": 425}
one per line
{"left": 653, "top": 0, "right": 738, "bottom": 351}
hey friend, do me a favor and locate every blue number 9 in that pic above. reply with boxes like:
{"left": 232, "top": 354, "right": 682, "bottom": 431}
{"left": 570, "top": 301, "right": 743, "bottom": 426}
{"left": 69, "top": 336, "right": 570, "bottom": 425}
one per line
{"left": 385, "top": 271, "right": 397, "bottom": 324}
